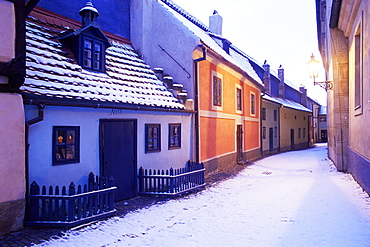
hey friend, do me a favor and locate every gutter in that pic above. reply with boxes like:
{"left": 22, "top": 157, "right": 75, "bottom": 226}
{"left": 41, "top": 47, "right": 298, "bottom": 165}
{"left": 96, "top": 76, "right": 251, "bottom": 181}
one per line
{"left": 193, "top": 44, "right": 207, "bottom": 162}
{"left": 21, "top": 95, "right": 195, "bottom": 114}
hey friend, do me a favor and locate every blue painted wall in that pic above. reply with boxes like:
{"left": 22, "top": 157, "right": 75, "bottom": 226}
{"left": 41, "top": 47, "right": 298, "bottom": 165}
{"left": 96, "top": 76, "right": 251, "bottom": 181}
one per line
{"left": 32, "top": 0, "right": 130, "bottom": 39}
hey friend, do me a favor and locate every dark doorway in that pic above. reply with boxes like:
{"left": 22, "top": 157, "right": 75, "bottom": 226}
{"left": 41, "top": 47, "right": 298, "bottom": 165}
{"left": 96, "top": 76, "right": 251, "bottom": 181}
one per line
{"left": 100, "top": 119, "right": 137, "bottom": 201}
{"left": 290, "top": 129, "right": 295, "bottom": 149}
{"left": 236, "top": 125, "right": 243, "bottom": 162}
{"left": 269, "top": 127, "right": 274, "bottom": 152}
{"left": 321, "top": 130, "right": 328, "bottom": 142}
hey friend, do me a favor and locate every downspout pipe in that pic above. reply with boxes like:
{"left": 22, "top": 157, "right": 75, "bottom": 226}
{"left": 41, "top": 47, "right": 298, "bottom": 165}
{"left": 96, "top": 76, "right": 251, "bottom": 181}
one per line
{"left": 25, "top": 103, "right": 45, "bottom": 194}
{"left": 193, "top": 44, "right": 207, "bottom": 162}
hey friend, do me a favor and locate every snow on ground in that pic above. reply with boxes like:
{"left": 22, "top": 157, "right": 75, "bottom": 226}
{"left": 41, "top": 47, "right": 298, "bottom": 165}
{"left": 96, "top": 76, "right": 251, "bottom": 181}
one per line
{"left": 36, "top": 144, "right": 370, "bottom": 247}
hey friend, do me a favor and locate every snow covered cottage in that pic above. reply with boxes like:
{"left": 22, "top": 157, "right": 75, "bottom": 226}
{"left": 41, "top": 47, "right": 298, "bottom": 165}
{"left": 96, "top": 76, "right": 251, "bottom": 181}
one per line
{"left": 22, "top": 2, "right": 193, "bottom": 201}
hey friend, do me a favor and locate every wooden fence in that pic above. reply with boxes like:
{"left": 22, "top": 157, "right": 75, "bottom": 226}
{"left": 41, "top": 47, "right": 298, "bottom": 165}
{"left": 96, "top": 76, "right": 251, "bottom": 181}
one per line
{"left": 25, "top": 172, "right": 117, "bottom": 227}
{"left": 138, "top": 160, "right": 205, "bottom": 197}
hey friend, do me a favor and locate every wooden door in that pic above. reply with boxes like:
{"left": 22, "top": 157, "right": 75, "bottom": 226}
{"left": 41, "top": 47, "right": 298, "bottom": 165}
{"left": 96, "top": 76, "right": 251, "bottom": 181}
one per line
{"left": 269, "top": 127, "right": 274, "bottom": 151}
{"left": 290, "top": 129, "right": 295, "bottom": 149}
{"left": 236, "top": 125, "right": 243, "bottom": 162}
{"left": 100, "top": 119, "right": 137, "bottom": 201}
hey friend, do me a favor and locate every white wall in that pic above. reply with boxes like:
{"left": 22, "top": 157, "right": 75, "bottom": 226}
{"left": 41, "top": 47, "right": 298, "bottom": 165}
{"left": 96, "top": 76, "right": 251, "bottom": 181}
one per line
{"left": 25, "top": 105, "right": 192, "bottom": 187}
{"left": 131, "top": 0, "right": 199, "bottom": 98}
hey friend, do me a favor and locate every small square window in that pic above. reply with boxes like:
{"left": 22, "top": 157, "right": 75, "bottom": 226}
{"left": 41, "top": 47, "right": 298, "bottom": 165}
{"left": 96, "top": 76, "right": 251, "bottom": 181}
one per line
{"left": 169, "top": 124, "right": 181, "bottom": 149}
{"left": 53, "top": 126, "right": 80, "bottom": 165}
{"left": 145, "top": 124, "right": 161, "bottom": 153}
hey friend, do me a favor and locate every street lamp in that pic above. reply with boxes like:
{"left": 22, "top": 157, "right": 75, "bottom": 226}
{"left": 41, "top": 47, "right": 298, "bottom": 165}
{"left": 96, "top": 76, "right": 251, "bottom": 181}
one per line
{"left": 306, "top": 54, "right": 332, "bottom": 91}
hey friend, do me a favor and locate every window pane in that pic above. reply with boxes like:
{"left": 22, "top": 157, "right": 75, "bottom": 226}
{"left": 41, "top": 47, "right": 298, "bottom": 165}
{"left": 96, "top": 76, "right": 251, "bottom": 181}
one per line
{"left": 57, "top": 130, "right": 66, "bottom": 144}
{"left": 66, "top": 130, "right": 75, "bottom": 144}
{"left": 66, "top": 145, "right": 75, "bottom": 159}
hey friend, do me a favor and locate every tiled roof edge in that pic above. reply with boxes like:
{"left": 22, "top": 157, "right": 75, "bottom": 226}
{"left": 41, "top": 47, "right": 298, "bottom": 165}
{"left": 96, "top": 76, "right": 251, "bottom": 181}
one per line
{"left": 22, "top": 93, "right": 189, "bottom": 112}
{"left": 160, "top": 0, "right": 211, "bottom": 32}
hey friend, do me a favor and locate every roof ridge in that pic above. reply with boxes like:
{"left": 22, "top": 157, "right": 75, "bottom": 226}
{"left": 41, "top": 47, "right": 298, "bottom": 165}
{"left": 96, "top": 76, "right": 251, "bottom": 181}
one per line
{"left": 160, "top": 0, "right": 210, "bottom": 32}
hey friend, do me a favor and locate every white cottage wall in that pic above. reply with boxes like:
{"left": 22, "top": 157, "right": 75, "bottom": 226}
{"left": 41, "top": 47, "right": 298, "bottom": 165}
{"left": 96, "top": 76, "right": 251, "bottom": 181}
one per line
{"left": 131, "top": 0, "right": 199, "bottom": 99}
{"left": 25, "top": 105, "right": 191, "bottom": 187}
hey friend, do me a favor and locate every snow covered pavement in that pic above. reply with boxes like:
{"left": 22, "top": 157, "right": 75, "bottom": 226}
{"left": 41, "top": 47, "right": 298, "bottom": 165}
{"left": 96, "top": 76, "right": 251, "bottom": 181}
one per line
{"left": 36, "top": 144, "right": 370, "bottom": 247}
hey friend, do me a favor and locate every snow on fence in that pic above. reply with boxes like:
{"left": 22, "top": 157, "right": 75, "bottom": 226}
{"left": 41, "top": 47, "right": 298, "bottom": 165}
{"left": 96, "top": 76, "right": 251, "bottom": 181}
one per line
{"left": 25, "top": 172, "right": 117, "bottom": 227}
{"left": 138, "top": 160, "right": 205, "bottom": 197}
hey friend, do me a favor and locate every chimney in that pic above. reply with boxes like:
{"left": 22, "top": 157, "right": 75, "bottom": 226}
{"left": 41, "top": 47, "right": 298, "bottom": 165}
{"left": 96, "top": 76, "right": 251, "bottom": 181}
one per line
{"left": 262, "top": 60, "right": 271, "bottom": 95}
{"left": 278, "top": 65, "right": 285, "bottom": 98}
{"left": 209, "top": 10, "right": 222, "bottom": 35}
{"left": 300, "top": 86, "right": 308, "bottom": 107}
{"left": 79, "top": 0, "right": 99, "bottom": 28}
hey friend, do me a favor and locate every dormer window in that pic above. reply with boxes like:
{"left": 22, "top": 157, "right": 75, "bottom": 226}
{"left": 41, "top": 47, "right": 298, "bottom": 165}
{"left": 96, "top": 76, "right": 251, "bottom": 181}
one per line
{"left": 58, "top": 1, "right": 110, "bottom": 73}
{"left": 82, "top": 37, "right": 104, "bottom": 71}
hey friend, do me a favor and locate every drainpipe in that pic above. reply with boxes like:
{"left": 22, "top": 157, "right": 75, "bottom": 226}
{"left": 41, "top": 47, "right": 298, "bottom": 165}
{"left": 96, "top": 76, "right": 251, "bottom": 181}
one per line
{"left": 278, "top": 104, "right": 283, "bottom": 152}
{"left": 260, "top": 92, "right": 265, "bottom": 156}
{"left": 25, "top": 103, "right": 45, "bottom": 194}
{"left": 193, "top": 44, "right": 207, "bottom": 162}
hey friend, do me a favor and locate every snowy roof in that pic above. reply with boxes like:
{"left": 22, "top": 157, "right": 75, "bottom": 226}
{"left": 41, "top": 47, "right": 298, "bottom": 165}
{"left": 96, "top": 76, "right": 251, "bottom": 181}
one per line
{"left": 159, "top": 0, "right": 263, "bottom": 87}
{"left": 263, "top": 94, "right": 312, "bottom": 113}
{"left": 319, "top": 106, "right": 327, "bottom": 115}
{"left": 21, "top": 13, "right": 184, "bottom": 110}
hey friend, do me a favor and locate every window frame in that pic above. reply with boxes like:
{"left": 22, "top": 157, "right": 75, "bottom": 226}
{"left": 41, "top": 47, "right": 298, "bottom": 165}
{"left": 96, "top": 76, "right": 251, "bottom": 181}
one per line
{"left": 250, "top": 92, "right": 256, "bottom": 116}
{"left": 354, "top": 18, "right": 363, "bottom": 116}
{"left": 168, "top": 123, "right": 181, "bottom": 150}
{"left": 262, "top": 107, "right": 266, "bottom": 120}
{"left": 145, "top": 124, "right": 161, "bottom": 153}
{"left": 236, "top": 86, "right": 242, "bottom": 113}
{"left": 211, "top": 71, "right": 223, "bottom": 111}
{"left": 81, "top": 35, "right": 105, "bottom": 72}
{"left": 52, "top": 126, "right": 80, "bottom": 165}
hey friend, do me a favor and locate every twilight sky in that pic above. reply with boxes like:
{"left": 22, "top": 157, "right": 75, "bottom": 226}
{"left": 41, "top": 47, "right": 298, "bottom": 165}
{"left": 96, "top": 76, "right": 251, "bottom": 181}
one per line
{"left": 172, "top": 0, "right": 327, "bottom": 105}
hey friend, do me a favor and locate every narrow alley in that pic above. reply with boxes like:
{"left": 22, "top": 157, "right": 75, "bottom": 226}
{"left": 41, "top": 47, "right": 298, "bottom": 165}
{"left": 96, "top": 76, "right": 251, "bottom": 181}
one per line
{"left": 14, "top": 144, "right": 370, "bottom": 246}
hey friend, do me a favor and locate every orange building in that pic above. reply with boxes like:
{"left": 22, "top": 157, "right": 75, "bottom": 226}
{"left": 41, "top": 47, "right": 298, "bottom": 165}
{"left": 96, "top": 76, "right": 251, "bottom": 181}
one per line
{"left": 132, "top": 1, "right": 264, "bottom": 175}
{"left": 194, "top": 44, "right": 263, "bottom": 174}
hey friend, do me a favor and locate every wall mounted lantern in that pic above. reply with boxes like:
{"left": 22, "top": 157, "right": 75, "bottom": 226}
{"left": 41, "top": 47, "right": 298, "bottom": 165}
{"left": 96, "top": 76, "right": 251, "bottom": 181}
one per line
{"left": 306, "top": 54, "right": 332, "bottom": 91}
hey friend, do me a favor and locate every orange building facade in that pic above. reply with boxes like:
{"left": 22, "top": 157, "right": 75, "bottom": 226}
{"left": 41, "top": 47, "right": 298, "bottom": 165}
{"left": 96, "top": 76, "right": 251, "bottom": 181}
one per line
{"left": 196, "top": 51, "right": 262, "bottom": 174}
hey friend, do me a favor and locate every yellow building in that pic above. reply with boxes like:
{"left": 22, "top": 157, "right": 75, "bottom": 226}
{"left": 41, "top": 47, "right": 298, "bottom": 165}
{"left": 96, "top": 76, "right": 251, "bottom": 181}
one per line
{"left": 316, "top": 0, "right": 370, "bottom": 193}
